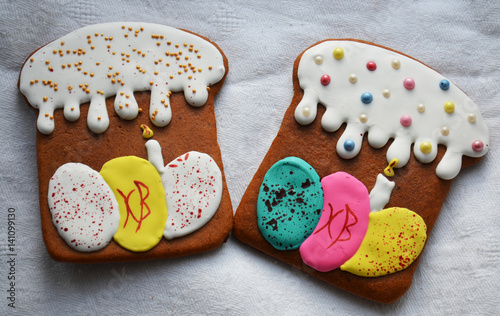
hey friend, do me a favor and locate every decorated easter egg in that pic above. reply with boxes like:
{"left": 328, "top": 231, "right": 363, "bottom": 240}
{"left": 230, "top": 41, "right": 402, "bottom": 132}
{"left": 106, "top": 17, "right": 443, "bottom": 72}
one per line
{"left": 341, "top": 207, "right": 427, "bottom": 277}
{"left": 100, "top": 156, "right": 168, "bottom": 252}
{"left": 161, "top": 151, "right": 223, "bottom": 240}
{"left": 300, "top": 172, "right": 371, "bottom": 272}
{"left": 257, "top": 157, "right": 323, "bottom": 250}
{"left": 48, "top": 163, "right": 120, "bottom": 252}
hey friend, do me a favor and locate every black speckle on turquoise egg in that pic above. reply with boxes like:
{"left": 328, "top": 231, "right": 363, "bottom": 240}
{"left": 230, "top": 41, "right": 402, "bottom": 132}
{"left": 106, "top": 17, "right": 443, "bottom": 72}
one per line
{"left": 257, "top": 157, "right": 323, "bottom": 250}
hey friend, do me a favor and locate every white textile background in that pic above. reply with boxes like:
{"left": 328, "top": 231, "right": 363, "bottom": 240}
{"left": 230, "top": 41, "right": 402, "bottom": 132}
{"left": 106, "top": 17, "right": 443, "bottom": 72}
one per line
{"left": 0, "top": 1, "right": 499, "bottom": 315}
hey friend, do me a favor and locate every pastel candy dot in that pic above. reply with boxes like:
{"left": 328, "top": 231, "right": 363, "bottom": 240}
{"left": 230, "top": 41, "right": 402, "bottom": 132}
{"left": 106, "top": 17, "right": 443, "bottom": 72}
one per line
{"left": 366, "top": 61, "right": 377, "bottom": 71}
{"left": 314, "top": 55, "right": 324, "bottom": 64}
{"left": 468, "top": 113, "right": 476, "bottom": 123}
{"left": 321, "top": 74, "right": 331, "bottom": 86}
{"left": 441, "top": 126, "right": 450, "bottom": 136}
{"left": 420, "top": 142, "right": 432, "bottom": 154}
{"left": 444, "top": 101, "right": 455, "bottom": 113}
{"left": 391, "top": 59, "right": 401, "bottom": 69}
{"left": 400, "top": 115, "right": 412, "bottom": 127}
{"left": 417, "top": 103, "right": 425, "bottom": 113}
{"left": 361, "top": 92, "right": 373, "bottom": 104}
{"left": 472, "top": 140, "right": 484, "bottom": 152}
{"left": 439, "top": 79, "right": 450, "bottom": 90}
{"left": 382, "top": 89, "right": 391, "bottom": 98}
{"left": 333, "top": 47, "right": 344, "bottom": 60}
{"left": 403, "top": 77, "right": 415, "bottom": 90}
{"left": 349, "top": 74, "right": 358, "bottom": 83}
{"left": 302, "top": 107, "right": 311, "bottom": 117}
{"left": 344, "top": 139, "right": 355, "bottom": 151}
{"left": 359, "top": 114, "right": 368, "bottom": 123}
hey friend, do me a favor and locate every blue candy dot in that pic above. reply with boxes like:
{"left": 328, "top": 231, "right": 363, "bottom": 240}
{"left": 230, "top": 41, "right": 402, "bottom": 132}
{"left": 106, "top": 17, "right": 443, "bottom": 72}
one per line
{"left": 344, "top": 139, "right": 355, "bottom": 151}
{"left": 361, "top": 92, "right": 373, "bottom": 104}
{"left": 439, "top": 79, "right": 450, "bottom": 90}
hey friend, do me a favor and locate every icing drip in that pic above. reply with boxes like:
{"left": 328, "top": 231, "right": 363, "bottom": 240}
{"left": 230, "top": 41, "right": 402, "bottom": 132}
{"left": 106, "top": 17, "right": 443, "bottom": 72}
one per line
{"left": 369, "top": 174, "right": 395, "bottom": 212}
{"left": 296, "top": 40, "right": 490, "bottom": 179}
{"left": 19, "top": 22, "right": 226, "bottom": 134}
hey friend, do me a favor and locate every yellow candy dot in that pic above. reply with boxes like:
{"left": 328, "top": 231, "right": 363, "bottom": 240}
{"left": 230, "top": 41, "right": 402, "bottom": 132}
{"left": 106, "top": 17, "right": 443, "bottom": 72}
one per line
{"left": 444, "top": 101, "right": 455, "bottom": 113}
{"left": 333, "top": 47, "right": 344, "bottom": 60}
{"left": 420, "top": 141, "right": 432, "bottom": 154}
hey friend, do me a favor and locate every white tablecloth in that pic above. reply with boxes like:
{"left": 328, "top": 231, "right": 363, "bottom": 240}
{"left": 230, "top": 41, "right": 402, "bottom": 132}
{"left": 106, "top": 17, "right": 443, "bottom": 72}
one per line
{"left": 1, "top": 1, "right": 499, "bottom": 314}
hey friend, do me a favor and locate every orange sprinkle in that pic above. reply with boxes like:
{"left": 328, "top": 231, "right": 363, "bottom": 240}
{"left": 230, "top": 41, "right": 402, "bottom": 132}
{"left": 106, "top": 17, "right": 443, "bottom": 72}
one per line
{"left": 154, "top": 71, "right": 158, "bottom": 75}
{"left": 128, "top": 27, "right": 133, "bottom": 31}
{"left": 121, "top": 82, "right": 125, "bottom": 86}
{"left": 68, "top": 86, "right": 73, "bottom": 90}
{"left": 170, "top": 75, "right": 173, "bottom": 79}
{"left": 86, "top": 89, "right": 90, "bottom": 93}
{"left": 35, "top": 79, "right": 39, "bottom": 83}
{"left": 30, "top": 80, "right": 34, "bottom": 85}
{"left": 149, "top": 81, "right": 154, "bottom": 85}
{"left": 97, "top": 116, "right": 101, "bottom": 120}
{"left": 111, "top": 79, "right": 116, "bottom": 84}
{"left": 197, "top": 55, "right": 201, "bottom": 58}
{"left": 206, "top": 87, "right": 210, "bottom": 91}
{"left": 45, "top": 113, "right": 49, "bottom": 117}
{"left": 96, "top": 62, "right": 100, "bottom": 66}
{"left": 43, "top": 96, "right": 48, "bottom": 102}
{"left": 121, "top": 25, "right": 125, "bottom": 29}
{"left": 91, "top": 46, "right": 95, "bottom": 49}
{"left": 52, "top": 49, "right": 57, "bottom": 54}
{"left": 175, "top": 44, "right": 179, "bottom": 48}
{"left": 192, "top": 89, "right": 196, "bottom": 93}
{"left": 124, "top": 34, "right": 128, "bottom": 38}
{"left": 157, "top": 42, "right": 161, "bottom": 46}
{"left": 167, "top": 41, "right": 171, "bottom": 45}
{"left": 30, "top": 58, "right": 34, "bottom": 62}
{"left": 125, "top": 103, "right": 129, "bottom": 107}
{"left": 109, "top": 66, "right": 113, "bottom": 70}
{"left": 50, "top": 116, "right": 54, "bottom": 120}
{"left": 198, "top": 68, "right": 202, "bottom": 72}
{"left": 185, "top": 56, "right": 189, "bottom": 60}
{"left": 119, "top": 105, "right": 123, "bottom": 109}
{"left": 208, "top": 66, "right": 213, "bottom": 70}
{"left": 188, "top": 75, "right": 192, "bottom": 79}
{"left": 61, "top": 41, "right": 65, "bottom": 45}
{"left": 45, "top": 60, "right": 50, "bottom": 65}
{"left": 139, "top": 108, "right": 143, "bottom": 112}
{"left": 90, "top": 73, "right": 94, "bottom": 77}
{"left": 71, "top": 107, "right": 75, "bottom": 111}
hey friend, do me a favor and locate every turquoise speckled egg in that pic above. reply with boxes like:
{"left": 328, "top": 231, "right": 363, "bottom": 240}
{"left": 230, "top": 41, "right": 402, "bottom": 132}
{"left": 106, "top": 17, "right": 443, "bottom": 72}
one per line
{"left": 257, "top": 157, "right": 323, "bottom": 250}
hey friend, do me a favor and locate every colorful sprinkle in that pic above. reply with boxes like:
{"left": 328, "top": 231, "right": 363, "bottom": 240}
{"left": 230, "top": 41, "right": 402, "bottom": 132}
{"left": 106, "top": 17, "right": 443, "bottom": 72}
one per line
{"left": 441, "top": 127, "right": 450, "bottom": 136}
{"left": 400, "top": 115, "right": 412, "bottom": 127}
{"left": 403, "top": 77, "right": 415, "bottom": 90}
{"left": 472, "top": 140, "right": 484, "bottom": 152}
{"left": 344, "top": 139, "right": 355, "bottom": 151}
{"left": 320, "top": 74, "right": 331, "bottom": 86}
{"left": 439, "top": 79, "right": 450, "bottom": 90}
{"left": 366, "top": 61, "right": 377, "bottom": 71}
{"left": 361, "top": 92, "right": 373, "bottom": 104}
{"left": 384, "top": 158, "right": 399, "bottom": 177}
{"left": 444, "top": 101, "right": 455, "bottom": 113}
{"left": 348, "top": 74, "right": 358, "bottom": 83}
{"left": 420, "top": 142, "right": 432, "bottom": 154}
{"left": 333, "top": 47, "right": 344, "bottom": 60}
{"left": 314, "top": 55, "right": 324, "bottom": 64}
{"left": 391, "top": 59, "right": 400, "bottom": 69}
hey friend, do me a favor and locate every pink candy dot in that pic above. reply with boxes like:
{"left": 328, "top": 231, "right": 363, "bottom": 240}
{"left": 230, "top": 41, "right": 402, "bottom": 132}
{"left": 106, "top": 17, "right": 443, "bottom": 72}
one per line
{"left": 321, "top": 74, "right": 331, "bottom": 86}
{"left": 366, "top": 61, "right": 377, "bottom": 71}
{"left": 400, "top": 115, "right": 412, "bottom": 127}
{"left": 472, "top": 140, "right": 484, "bottom": 152}
{"left": 403, "top": 77, "right": 415, "bottom": 90}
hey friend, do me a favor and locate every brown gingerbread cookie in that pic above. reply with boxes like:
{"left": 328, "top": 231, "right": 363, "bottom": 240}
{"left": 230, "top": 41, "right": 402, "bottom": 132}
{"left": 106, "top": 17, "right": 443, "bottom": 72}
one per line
{"left": 233, "top": 39, "right": 489, "bottom": 303}
{"left": 18, "top": 22, "right": 232, "bottom": 263}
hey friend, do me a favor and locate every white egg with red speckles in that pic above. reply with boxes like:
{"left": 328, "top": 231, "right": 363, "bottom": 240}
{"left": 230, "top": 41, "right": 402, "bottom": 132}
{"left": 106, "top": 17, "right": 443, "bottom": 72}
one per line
{"left": 161, "top": 151, "right": 223, "bottom": 239}
{"left": 48, "top": 163, "right": 120, "bottom": 252}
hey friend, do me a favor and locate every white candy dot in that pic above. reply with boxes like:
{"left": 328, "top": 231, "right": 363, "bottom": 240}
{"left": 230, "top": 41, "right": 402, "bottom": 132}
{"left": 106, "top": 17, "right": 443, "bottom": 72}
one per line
{"left": 302, "top": 107, "right": 311, "bottom": 117}
{"left": 441, "top": 126, "right": 450, "bottom": 136}
{"left": 314, "top": 56, "right": 324, "bottom": 65}
{"left": 467, "top": 113, "right": 476, "bottom": 123}
{"left": 348, "top": 74, "right": 358, "bottom": 83}
{"left": 382, "top": 89, "right": 390, "bottom": 98}
{"left": 359, "top": 114, "right": 368, "bottom": 123}
{"left": 391, "top": 59, "right": 401, "bottom": 69}
{"left": 417, "top": 104, "right": 425, "bottom": 113}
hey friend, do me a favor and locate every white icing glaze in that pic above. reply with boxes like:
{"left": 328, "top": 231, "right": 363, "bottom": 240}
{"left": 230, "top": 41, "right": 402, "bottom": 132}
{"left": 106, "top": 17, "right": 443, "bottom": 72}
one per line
{"left": 48, "top": 163, "right": 120, "bottom": 252}
{"left": 146, "top": 140, "right": 223, "bottom": 240}
{"left": 296, "top": 40, "right": 490, "bottom": 179}
{"left": 20, "top": 22, "right": 226, "bottom": 134}
{"left": 369, "top": 174, "right": 395, "bottom": 212}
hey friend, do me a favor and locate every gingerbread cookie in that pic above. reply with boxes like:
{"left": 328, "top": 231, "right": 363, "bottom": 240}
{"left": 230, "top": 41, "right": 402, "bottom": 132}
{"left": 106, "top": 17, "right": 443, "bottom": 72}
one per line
{"left": 233, "top": 39, "right": 489, "bottom": 303}
{"left": 18, "top": 22, "right": 232, "bottom": 262}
